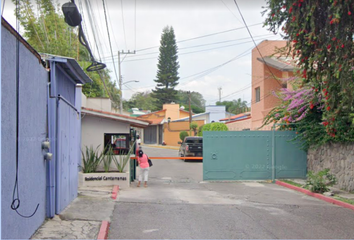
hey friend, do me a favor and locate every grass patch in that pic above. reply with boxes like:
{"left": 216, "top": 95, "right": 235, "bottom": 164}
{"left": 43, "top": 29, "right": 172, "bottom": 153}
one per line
{"left": 280, "top": 179, "right": 303, "bottom": 188}
{"left": 334, "top": 196, "right": 354, "bottom": 205}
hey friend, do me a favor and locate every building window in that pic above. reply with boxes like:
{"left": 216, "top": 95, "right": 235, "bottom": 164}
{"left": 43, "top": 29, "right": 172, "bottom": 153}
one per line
{"left": 104, "top": 133, "right": 130, "bottom": 155}
{"left": 281, "top": 82, "right": 287, "bottom": 88}
{"left": 255, "top": 87, "right": 260, "bottom": 103}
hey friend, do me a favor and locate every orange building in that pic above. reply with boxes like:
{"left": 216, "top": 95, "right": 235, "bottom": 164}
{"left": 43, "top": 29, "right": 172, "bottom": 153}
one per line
{"left": 251, "top": 40, "right": 295, "bottom": 130}
{"left": 137, "top": 103, "right": 196, "bottom": 146}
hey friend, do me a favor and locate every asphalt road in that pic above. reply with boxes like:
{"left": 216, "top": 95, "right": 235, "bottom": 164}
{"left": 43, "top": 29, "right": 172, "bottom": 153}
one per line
{"left": 108, "top": 146, "right": 354, "bottom": 239}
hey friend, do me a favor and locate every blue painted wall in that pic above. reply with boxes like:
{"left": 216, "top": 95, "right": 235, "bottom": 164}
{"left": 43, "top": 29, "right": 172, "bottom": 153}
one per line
{"left": 1, "top": 25, "right": 47, "bottom": 239}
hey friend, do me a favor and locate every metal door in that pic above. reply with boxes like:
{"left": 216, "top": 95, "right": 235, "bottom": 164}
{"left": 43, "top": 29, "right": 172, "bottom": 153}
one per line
{"left": 144, "top": 125, "right": 157, "bottom": 144}
{"left": 203, "top": 131, "right": 307, "bottom": 181}
{"left": 55, "top": 100, "right": 79, "bottom": 213}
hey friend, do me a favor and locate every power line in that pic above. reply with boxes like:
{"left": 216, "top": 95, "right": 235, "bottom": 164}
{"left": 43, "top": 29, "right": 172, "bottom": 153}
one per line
{"left": 102, "top": 0, "right": 119, "bottom": 87}
{"left": 233, "top": 0, "right": 282, "bottom": 88}
{"left": 220, "top": 0, "right": 242, "bottom": 24}
{"left": 120, "top": 0, "right": 128, "bottom": 50}
{"left": 102, "top": 35, "right": 279, "bottom": 64}
{"left": 136, "top": 22, "right": 263, "bottom": 52}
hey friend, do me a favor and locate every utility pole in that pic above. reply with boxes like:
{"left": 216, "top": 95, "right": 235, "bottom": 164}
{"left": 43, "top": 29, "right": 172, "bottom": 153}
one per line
{"left": 118, "top": 50, "right": 136, "bottom": 114}
{"left": 218, "top": 87, "right": 222, "bottom": 102}
{"left": 188, "top": 91, "right": 192, "bottom": 135}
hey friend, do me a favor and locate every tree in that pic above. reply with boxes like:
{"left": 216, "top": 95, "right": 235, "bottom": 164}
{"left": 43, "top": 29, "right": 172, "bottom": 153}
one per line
{"left": 13, "top": 0, "right": 120, "bottom": 107}
{"left": 216, "top": 98, "right": 249, "bottom": 114}
{"left": 152, "top": 26, "right": 180, "bottom": 109}
{"left": 190, "top": 122, "right": 198, "bottom": 136}
{"left": 177, "top": 90, "right": 206, "bottom": 114}
{"left": 123, "top": 91, "right": 156, "bottom": 111}
{"left": 264, "top": 0, "right": 354, "bottom": 138}
{"left": 179, "top": 131, "right": 189, "bottom": 141}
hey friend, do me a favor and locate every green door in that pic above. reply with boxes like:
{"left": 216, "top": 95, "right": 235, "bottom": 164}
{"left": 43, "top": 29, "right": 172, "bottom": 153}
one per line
{"left": 203, "top": 131, "right": 307, "bottom": 181}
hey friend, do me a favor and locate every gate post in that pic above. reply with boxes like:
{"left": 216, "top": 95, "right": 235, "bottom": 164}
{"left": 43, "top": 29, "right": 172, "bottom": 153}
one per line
{"left": 272, "top": 123, "right": 276, "bottom": 183}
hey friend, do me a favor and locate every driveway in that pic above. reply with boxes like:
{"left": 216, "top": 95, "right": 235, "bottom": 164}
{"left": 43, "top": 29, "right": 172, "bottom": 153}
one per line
{"left": 108, "top": 146, "right": 354, "bottom": 239}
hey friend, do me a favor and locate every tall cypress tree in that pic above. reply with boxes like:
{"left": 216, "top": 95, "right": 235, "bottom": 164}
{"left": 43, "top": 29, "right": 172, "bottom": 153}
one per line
{"left": 152, "top": 26, "right": 180, "bottom": 109}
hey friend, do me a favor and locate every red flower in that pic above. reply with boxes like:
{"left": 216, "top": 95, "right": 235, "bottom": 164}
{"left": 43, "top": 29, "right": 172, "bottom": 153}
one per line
{"left": 293, "top": 40, "right": 298, "bottom": 43}
{"left": 342, "top": 44, "right": 345, "bottom": 48}
{"left": 272, "top": 13, "right": 275, "bottom": 17}
{"left": 330, "top": 19, "right": 334, "bottom": 24}
{"left": 310, "top": 103, "right": 314, "bottom": 109}
{"left": 327, "top": 106, "right": 331, "bottom": 111}
{"left": 349, "top": 11, "right": 352, "bottom": 16}
{"left": 326, "top": 96, "right": 329, "bottom": 100}
{"left": 332, "top": 37, "right": 336, "bottom": 41}
{"left": 325, "top": 92, "right": 328, "bottom": 96}
{"left": 289, "top": 7, "right": 293, "bottom": 13}
{"left": 323, "top": 89, "right": 327, "bottom": 92}
{"left": 327, "top": 44, "right": 331, "bottom": 49}
{"left": 323, "top": 121, "right": 329, "bottom": 126}
{"left": 292, "top": 16, "right": 296, "bottom": 22}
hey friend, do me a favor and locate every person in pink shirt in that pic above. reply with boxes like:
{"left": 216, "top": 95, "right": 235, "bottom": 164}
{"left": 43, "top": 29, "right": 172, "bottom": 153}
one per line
{"left": 137, "top": 149, "right": 149, "bottom": 187}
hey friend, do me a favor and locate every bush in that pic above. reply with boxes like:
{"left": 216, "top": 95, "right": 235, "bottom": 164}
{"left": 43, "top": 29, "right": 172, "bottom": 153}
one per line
{"left": 179, "top": 131, "right": 189, "bottom": 141}
{"left": 210, "top": 122, "right": 228, "bottom": 131}
{"left": 304, "top": 168, "right": 337, "bottom": 193}
{"left": 190, "top": 122, "right": 198, "bottom": 136}
{"left": 197, "top": 125, "right": 204, "bottom": 136}
{"left": 199, "top": 122, "right": 228, "bottom": 136}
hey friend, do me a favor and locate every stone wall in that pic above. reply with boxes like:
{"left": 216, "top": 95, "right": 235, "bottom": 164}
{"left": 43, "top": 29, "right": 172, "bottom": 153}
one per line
{"left": 307, "top": 143, "right": 354, "bottom": 192}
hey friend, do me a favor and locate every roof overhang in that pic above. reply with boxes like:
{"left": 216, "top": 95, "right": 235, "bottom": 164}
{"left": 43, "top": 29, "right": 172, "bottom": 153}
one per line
{"left": 82, "top": 108, "right": 150, "bottom": 128}
{"left": 43, "top": 54, "right": 92, "bottom": 84}
{"left": 257, "top": 56, "right": 295, "bottom": 72}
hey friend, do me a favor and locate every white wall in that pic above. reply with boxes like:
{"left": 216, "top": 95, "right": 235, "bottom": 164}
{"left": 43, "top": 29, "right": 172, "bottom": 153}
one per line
{"left": 206, "top": 105, "right": 226, "bottom": 123}
{"left": 85, "top": 97, "right": 112, "bottom": 112}
{"left": 81, "top": 115, "right": 131, "bottom": 171}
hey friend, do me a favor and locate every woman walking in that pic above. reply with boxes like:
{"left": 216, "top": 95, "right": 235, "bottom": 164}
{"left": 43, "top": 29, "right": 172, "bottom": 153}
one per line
{"left": 137, "top": 149, "right": 149, "bottom": 187}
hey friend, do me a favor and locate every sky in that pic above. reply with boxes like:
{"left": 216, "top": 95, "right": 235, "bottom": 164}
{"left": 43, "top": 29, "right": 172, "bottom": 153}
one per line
{"left": 2, "top": 0, "right": 282, "bottom": 107}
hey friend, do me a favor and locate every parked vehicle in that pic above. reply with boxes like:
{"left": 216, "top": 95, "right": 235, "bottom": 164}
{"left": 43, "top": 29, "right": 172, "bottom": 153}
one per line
{"left": 178, "top": 136, "right": 203, "bottom": 161}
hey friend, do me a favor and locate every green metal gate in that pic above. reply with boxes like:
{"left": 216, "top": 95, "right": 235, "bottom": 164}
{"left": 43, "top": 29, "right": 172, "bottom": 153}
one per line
{"left": 203, "top": 131, "right": 307, "bottom": 181}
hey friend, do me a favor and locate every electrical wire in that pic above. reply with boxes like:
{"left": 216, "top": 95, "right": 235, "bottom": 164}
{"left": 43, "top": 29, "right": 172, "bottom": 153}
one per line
{"left": 120, "top": 0, "right": 128, "bottom": 50}
{"left": 11, "top": 0, "right": 39, "bottom": 218}
{"left": 233, "top": 0, "right": 281, "bottom": 88}
{"left": 102, "top": 0, "right": 120, "bottom": 86}
{"left": 135, "top": 22, "right": 263, "bottom": 52}
{"left": 220, "top": 0, "right": 242, "bottom": 24}
{"left": 1, "top": 0, "right": 5, "bottom": 16}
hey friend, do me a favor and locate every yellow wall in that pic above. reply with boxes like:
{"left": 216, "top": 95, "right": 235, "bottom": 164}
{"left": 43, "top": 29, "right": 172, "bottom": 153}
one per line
{"left": 179, "top": 111, "right": 190, "bottom": 119}
{"left": 163, "top": 120, "right": 204, "bottom": 146}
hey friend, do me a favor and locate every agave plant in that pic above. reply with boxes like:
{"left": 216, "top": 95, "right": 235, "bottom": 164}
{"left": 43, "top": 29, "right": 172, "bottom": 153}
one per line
{"left": 81, "top": 145, "right": 104, "bottom": 173}
{"left": 113, "top": 142, "right": 135, "bottom": 172}
{"left": 102, "top": 145, "right": 116, "bottom": 172}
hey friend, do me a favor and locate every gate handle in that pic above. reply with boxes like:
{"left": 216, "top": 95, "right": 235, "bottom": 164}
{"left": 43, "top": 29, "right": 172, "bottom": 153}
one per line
{"left": 212, "top": 153, "right": 217, "bottom": 160}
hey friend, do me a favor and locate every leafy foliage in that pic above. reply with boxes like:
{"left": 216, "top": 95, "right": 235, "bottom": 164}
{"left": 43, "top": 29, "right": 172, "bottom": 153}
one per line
{"left": 152, "top": 26, "right": 180, "bottom": 109}
{"left": 13, "top": 0, "right": 120, "bottom": 107}
{"left": 190, "top": 122, "right": 198, "bottom": 136}
{"left": 216, "top": 98, "right": 249, "bottom": 114}
{"left": 264, "top": 0, "right": 354, "bottom": 141}
{"left": 81, "top": 146, "right": 103, "bottom": 173}
{"left": 123, "top": 91, "right": 157, "bottom": 111}
{"left": 177, "top": 90, "right": 206, "bottom": 114}
{"left": 179, "top": 131, "right": 189, "bottom": 141}
{"left": 199, "top": 122, "right": 228, "bottom": 136}
{"left": 305, "top": 168, "right": 337, "bottom": 193}
{"left": 102, "top": 146, "right": 115, "bottom": 172}
{"left": 113, "top": 143, "right": 135, "bottom": 173}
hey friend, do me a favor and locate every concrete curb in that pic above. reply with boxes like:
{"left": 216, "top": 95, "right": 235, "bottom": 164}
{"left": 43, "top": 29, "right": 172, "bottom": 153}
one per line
{"left": 97, "top": 221, "right": 110, "bottom": 239}
{"left": 111, "top": 185, "right": 119, "bottom": 200}
{"left": 276, "top": 180, "right": 354, "bottom": 211}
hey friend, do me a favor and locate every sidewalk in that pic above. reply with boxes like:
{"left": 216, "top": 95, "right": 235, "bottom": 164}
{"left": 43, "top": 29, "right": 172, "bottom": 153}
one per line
{"left": 31, "top": 186, "right": 115, "bottom": 239}
{"left": 140, "top": 143, "right": 180, "bottom": 150}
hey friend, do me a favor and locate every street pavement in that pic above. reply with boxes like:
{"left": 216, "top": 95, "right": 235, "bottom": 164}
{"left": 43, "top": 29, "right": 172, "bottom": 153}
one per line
{"left": 108, "top": 146, "right": 354, "bottom": 239}
{"left": 30, "top": 144, "right": 354, "bottom": 239}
